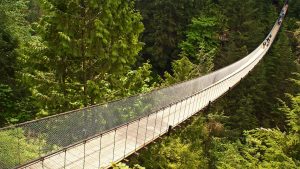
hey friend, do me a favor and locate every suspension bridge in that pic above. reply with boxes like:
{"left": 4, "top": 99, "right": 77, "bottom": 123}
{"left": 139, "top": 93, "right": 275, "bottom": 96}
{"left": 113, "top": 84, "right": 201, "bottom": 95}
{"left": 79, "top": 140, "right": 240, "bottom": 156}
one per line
{"left": 0, "top": 2, "right": 289, "bottom": 169}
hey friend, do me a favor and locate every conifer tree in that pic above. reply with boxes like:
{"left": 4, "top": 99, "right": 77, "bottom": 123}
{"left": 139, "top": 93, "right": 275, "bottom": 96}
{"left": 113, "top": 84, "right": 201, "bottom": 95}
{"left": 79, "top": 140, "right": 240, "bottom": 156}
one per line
{"left": 136, "top": 0, "right": 213, "bottom": 74}
{"left": 34, "top": 0, "right": 144, "bottom": 113}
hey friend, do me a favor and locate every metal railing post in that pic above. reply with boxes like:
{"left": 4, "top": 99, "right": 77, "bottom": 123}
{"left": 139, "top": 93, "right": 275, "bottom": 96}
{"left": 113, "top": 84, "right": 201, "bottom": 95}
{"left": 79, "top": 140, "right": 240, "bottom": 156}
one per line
{"left": 209, "top": 87, "right": 213, "bottom": 106}
{"left": 185, "top": 96, "right": 193, "bottom": 120}
{"left": 112, "top": 129, "right": 117, "bottom": 161}
{"left": 202, "top": 90, "right": 208, "bottom": 108}
{"left": 153, "top": 112, "right": 158, "bottom": 139}
{"left": 190, "top": 95, "right": 196, "bottom": 116}
{"left": 83, "top": 141, "right": 86, "bottom": 169}
{"left": 123, "top": 124, "right": 129, "bottom": 158}
{"left": 204, "top": 90, "right": 208, "bottom": 108}
{"left": 166, "top": 104, "right": 172, "bottom": 130}
{"left": 192, "top": 95, "right": 197, "bottom": 116}
{"left": 180, "top": 99, "right": 188, "bottom": 122}
{"left": 177, "top": 100, "right": 184, "bottom": 124}
{"left": 215, "top": 84, "right": 219, "bottom": 100}
{"left": 196, "top": 92, "right": 202, "bottom": 112}
{"left": 220, "top": 83, "right": 224, "bottom": 97}
{"left": 193, "top": 94, "right": 199, "bottom": 115}
{"left": 98, "top": 134, "right": 103, "bottom": 169}
{"left": 135, "top": 118, "right": 141, "bottom": 151}
{"left": 182, "top": 100, "right": 187, "bottom": 123}
{"left": 214, "top": 84, "right": 218, "bottom": 100}
{"left": 144, "top": 115, "right": 150, "bottom": 145}
{"left": 172, "top": 103, "right": 178, "bottom": 126}
{"left": 212, "top": 85, "right": 217, "bottom": 101}
{"left": 63, "top": 148, "right": 67, "bottom": 169}
{"left": 219, "top": 83, "right": 223, "bottom": 98}
{"left": 197, "top": 93, "right": 201, "bottom": 110}
{"left": 159, "top": 108, "right": 165, "bottom": 136}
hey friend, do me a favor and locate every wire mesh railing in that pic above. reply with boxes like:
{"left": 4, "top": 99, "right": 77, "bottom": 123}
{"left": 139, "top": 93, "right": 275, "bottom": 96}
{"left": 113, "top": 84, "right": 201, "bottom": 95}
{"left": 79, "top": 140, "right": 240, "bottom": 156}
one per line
{"left": 0, "top": 2, "right": 288, "bottom": 169}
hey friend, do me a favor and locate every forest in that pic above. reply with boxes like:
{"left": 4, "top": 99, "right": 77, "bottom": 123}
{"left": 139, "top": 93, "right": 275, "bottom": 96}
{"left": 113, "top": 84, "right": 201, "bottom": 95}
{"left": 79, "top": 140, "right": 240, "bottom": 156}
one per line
{"left": 0, "top": 0, "right": 300, "bottom": 168}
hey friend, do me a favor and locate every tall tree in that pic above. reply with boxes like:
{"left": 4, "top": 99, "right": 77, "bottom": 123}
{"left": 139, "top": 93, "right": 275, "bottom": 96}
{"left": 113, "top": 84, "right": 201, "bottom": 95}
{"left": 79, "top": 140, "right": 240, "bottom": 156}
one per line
{"left": 0, "top": 9, "right": 18, "bottom": 126}
{"left": 180, "top": 16, "right": 222, "bottom": 74}
{"left": 214, "top": 0, "right": 273, "bottom": 69}
{"left": 0, "top": 0, "right": 37, "bottom": 126}
{"left": 136, "top": 0, "right": 213, "bottom": 74}
{"left": 0, "top": 11, "right": 18, "bottom": 86}
{"left": 32, "top": 0, "right": 144, "bottom": 114}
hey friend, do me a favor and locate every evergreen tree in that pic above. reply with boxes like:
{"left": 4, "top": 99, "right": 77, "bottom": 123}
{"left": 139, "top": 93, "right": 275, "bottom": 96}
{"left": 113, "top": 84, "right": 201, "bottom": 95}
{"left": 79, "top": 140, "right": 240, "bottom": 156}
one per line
{"left": 0, "top": 0, "right": 36, "bottom": 126}
{"left": 289, "top": 0, "right": 300, "bottom": 19}
{"left": 163, "top": 56, "right": 199, "bottom": 85}
{"left": 0, "top": 11, "right": 18, "bottom": 87}
{"left": 180, "top": 16, "right": 221, "bottom": 74}
{"left": 32, "top": 0, "right": 144, "bottom": 114}
{"left": 136, "top": 0, "right": 213, "bottom": 74}
{"left": 213, "top": 129, "right": 299, "bottom": 168}
{"left": 214, "top": 0, "right": 272, "bottom": 69}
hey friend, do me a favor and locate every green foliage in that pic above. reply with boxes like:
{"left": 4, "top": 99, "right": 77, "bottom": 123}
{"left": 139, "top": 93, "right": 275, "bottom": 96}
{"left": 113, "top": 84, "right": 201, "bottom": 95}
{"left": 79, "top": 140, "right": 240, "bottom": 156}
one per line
{"left": 162, "top": 4, "right": 223, "bottom": 85}
{"left": 28, "top": 0, "right": 145, "bottom": 114}
{"left": 86, "top": 63, "right": 154, "bottom": 104}
{"left": 216, "top": 28, "right": 297, "bottom": 134}
{"left": 242, "top": 129, "right": 297, "bottom": 168}
{"left": 210, "top": 139, "right": 250, "bottom": 169}
{"left": 289, "top": 0, "right": 300, "bottom": 19}
{"left": 214, "top": 0, "right": 275, "bottom": 69}
{"left": 163, "top": 56, "right": 199, "bottom": 85}
{"left": 0, "top": 8, "right": 18, "bottom": 125}
{"left": 136, "top": 0, "right": 214, "bottom": 74}
{"left": 180, "top": 16, "right": 221, "bottom": 73}
{"left": 213, "top": 129, "right": 299, "bottom": 169}
{"left": 0, "top": 128, "right": 46, "bottom": 169}
{"left": 280, "top": 88, "right": 300, "bottom": 133}
{"left": 0, "top": 0, "right": 37, "bottom": 126}
{"left": 0, "top": 16, "right": 18, "bottom": 86}
{"left": 0, "top": 85, "right": 14, "bottom": 126}
{"left": 0, "top": 0, "right": 30, "bottom": 43}
{"left": 278, "top": 74, "right": 300, "bottom": 161}
{"left": 112, "top": 163, "right": 144, "bottom": 169}
{"left": 114, "top": 63, "right": 154, "bottom": 98}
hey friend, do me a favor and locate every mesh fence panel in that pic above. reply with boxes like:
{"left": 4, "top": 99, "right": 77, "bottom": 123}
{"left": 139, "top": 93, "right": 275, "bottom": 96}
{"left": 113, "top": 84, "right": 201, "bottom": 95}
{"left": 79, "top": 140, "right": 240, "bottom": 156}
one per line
{"left": 0, "top": 3, "right": 288, "bottom": 169}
